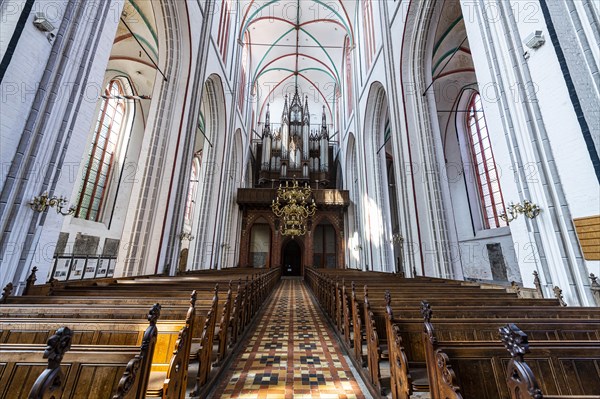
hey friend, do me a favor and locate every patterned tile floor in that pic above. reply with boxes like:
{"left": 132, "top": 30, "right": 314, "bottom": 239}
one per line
{"left": 211, "top": 279, "right": 368, "bottom": 399}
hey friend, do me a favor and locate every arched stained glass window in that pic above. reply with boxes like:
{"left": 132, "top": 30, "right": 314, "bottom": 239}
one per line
{"left": 466, "top": 93, "right": 507, "bottom": 229}
{"left": 75, "top": 79, "right": 127, "bottom": 221}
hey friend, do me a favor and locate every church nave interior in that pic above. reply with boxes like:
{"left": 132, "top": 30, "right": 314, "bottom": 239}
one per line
{"left": 1, "top": 0, "right": 599, "bottom": 397}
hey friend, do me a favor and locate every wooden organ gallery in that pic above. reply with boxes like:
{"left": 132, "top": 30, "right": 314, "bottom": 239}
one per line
{"left": 238, "top": 89, "right": 350, "bottom": 275}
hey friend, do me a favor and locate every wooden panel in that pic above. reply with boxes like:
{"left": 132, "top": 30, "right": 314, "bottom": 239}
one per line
{"left": 525, "top": 358, "right": 563, "bottom": 394}
{"left": 402, "top": 331, "right": 423, "bottom": 362}
{"left": 574, "top": 215, "right": 600, "bottom": 260}
{"left": 453, "top": 358, "right": 507, "bottom": 398}
{"left": 0, "top": 364, "right": 53, "bottom": 398}
{"left": 67, "top": 364, "right": 125, "bottom": 399}
{"left": 500, "top": 352, "right": 600, "bottom": 395}
{"left": 2, "top": 330, "right": 50, "bottom": 344}
{"left": 0, "top": 347, "right": 141, "bottom": 399}
{"left": 152, "top": 332, "right": 179, "bottom": 364}
{"left": 0, "top": 324, "right": 142, "bottom": 346}
{"left": 558, "top": 359, "right": 600, "bottom": 395}
{"left": 97, "top": 330, "right": 139, "bottom": 346}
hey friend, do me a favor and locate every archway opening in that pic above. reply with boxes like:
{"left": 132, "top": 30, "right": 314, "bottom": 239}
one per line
{"left": 282, "top": 240, "right": 302, "bottom": 276}
{"left": 362, "top": 83, "right": 395, "bottom": 272}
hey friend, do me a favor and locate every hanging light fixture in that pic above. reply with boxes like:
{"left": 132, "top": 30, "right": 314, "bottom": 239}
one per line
{"left": 271, "top": 180, "right": 316, "bottom": 238}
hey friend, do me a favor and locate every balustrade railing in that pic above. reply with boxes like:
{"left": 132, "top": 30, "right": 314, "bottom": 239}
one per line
{"left": 50, "top": 254, "right": 116, "bottom": 282}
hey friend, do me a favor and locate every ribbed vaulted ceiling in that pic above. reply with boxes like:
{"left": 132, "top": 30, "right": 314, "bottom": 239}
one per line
{"left": 239, "top": 0, "right": 356, "bottom": 128}
{"left": 111, "top": 0, "right": 158, "bottom": 97}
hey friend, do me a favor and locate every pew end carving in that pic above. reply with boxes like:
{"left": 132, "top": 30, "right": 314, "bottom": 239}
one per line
{"left": 500, "top": 324, "right": 543, "bottom": 399}
{"left": 191, "top": 284, "right": 219, "bottom": 396}
{"left": 113, "top": 303, "right": 161, "bottom": 399}
{"left": 28, "top": 326, "right": 73, "bottom": 398}
{"left": 421, "top": 301, "right": 463, "bottom": 399}
{"left": 1, "top": 282, "right": 14, "bottom": 304}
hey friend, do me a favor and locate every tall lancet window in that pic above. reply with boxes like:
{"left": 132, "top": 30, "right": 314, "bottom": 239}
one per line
{"left": 238, "top": 32, "right": 249, "bottom": 112}
{"left": 466, "top": 93, "right": 507, "bottom": 229}
{"left": 185, "top": 154, "right": 201, "bottom": 224}
{"left": 362, "top": 0, "right": 376, "bottom": 68}
{"left": 217, "top": 0, "right": 233, "bottom": 63}
{"left": 75, "top": 79, "right": 130, "bottom": 221}
{"left": 344, "top": 36, "right": 353, "bottom": 116}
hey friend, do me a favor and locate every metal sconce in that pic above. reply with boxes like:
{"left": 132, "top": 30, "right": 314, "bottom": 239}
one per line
{"left": 179, "top": 232, "right": 195, "bottom": 241}
{"left": 391, "top": 233, "right": 404, "bottom": 244}
{"left": 499, "top": 199, "right": 541, "bottom": 223}
{"left": 29, "top": 192, "right": 75, "bottom": 216}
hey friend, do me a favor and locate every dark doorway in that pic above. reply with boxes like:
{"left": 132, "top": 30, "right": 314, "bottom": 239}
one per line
{"left": 282, "top": 240, "right": 302, "bottom": 276}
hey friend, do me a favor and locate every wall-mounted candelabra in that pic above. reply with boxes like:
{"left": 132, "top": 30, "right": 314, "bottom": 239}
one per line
{"left": 499, "top": 199, "right": 541, "bottom": 222}
{"left": 29, "top": 192, "right": 75, "bottom": 216}
{"left": 391, "top": 233, "right": 404, "bottom": 244}
{"left": 179, "top": 232, "right": 195, "bottom": 241}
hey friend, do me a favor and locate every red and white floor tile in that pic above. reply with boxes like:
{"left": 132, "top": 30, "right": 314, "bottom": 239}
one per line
{"left": 211, "top": 279, "right": 368, "bottom": 399}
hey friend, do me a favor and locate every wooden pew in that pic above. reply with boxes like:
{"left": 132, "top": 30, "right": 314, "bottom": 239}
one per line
{"left": 2, "top": 288, "right": 214, "bottom": 398}
{"left": 391, "top": 296, "right": 600, "bottom": 391}
{"left": 38, "top": 268, "right": 280, "bottom": 347}
{"left": 422, "top": 315, "right": 600, "bottom": 398}
{"left": 148, "top": 290, "right": 197, "bottom": 399}
{"left": 354, "top": 284, "right": 559, "bottom": 393}
{"left": 306, "top": 267, "right": 554, "bottom": 352}
{"left": 384, "top": 301, "right": 600, "bottom": 398}
{"left": 1, "top": 294, "right": 197, "bottom": 399}
{"left": 4, "top": 282, "right": 239, "bottom": 364}
{"left": 384, "top": 299, "right": 600, "bottom": 399}
{"left": 192, "top": 285, "right": 218, "bottom": 394}
{"left": 499, "top": 324, "right": 600, "bottom": 399}
{"left": 0, "top": 304, "right": 160, "bottom": 398}
{"left": 3, "top": 282, "right": 236, "bottom": 351}
{"left": 306, "top": 268, "right": 600, "bottom": 398}
{"left": 2, "top": 268, "right": 280, "bottom": 397}
{"left": 0, "top": 318, "right": 185, "bottom": 346}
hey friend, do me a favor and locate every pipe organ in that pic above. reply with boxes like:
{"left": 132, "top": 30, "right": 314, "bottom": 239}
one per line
{"left": 259, "top": 90, "right": 331, "bottom": 186}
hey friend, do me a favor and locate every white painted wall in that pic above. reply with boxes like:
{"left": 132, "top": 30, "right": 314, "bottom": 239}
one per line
{"left": 1, "top": 1, "right": 127, "bottom": 291}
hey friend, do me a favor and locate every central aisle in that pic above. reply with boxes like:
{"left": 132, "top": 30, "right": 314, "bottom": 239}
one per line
{"left": 211, "top": 278, "right": 369, "bottom": 398}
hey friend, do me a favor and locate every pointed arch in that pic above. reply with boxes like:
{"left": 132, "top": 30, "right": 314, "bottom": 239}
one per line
{"left": 361, "top": 82, "right": 394, "bottom": 272}
{"left": 345, "top": 133, "right": 362, "bottom": 269}
{"left": 190, "top": 74, "right": 228, "bottom": 270}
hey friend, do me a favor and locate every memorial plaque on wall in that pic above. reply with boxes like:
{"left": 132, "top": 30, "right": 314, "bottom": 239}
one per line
{"left": 252, "top": 252, "right": 268, "bottom": 268}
